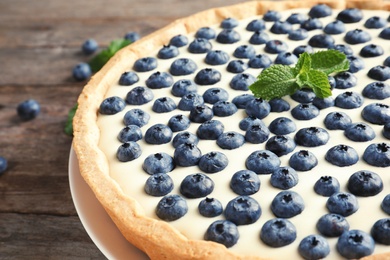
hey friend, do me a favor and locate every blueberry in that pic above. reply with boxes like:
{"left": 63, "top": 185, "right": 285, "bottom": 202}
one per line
{"left": 152, "top": 97, "right": 176, "bottom": 113}
{"left": 198, "top": 198, "right": 223, "bottom": 217}
{"left": 180, "top": 173, "right": 214, "bottom": 198}
{"left": 233, "top": 45, "right": 256, "bottom": 59}
{"left": 264, "top": 40, "right": 288, "bottom": 54}
{"left": 230, "top": 170, "right": 261, "bottom": 196}
{"left": 232, "top": 94, "right": 256, "bottom": 109}
{"left": 170, "top": 58, "right": 198, "bottom": 76}
{"left": 174, "top": 143, "right": 202, "bottom": 166}
{"left": 17, "top": 99, "right": 40, "bottom": 120}
{"left": 266, "top": 135, "right": 296, "bottom": 156}
{"left": 260, "top": 218, "right": 297, "bottom": 247}
{"left": 119, "top": 71, "right": 139, "bottom": 86}
{"left": 198, "top": 151, "right": 228, "bottom": 173}
{"left": 204, "top": 220, "right": 239, "bottom": 248}
{"left": 216, "top": 29, "right": 240, "bottom": 44}
{"left": 362, "top": 103, "right": 390, "bottom": 125}
{"left": 203, "top": 88, "right": 229, "bottom": 105}
{"left": 189, "top": 104, "right": 214, "bottom": 123}
{"left": 294, "top": 127, "right": 329, "bottom": 147}
{"left": 156, "top": 194, "right": 188, "bottom": 221}
{"left": 308, "top": 34, "right": 335, "bottom": 48}
{"left": 145, "top": 71, "right": 174, "bottom": 89}
{"left": 245, "top": 123, "right": 270, "bottom": 144}
{"left": 379, "top": 27, "right": 390, "bottom": 39}
{"left": 316, "top": 213, "right": 349, "bottom": 237}
{"left": 274, "top": 52, "right": 298, "bottom": 65}
{"left": 268, "top": 98, "right": 290, "bottom": 112}
{"left": 142, "top": 153, "right": 175, "bottom": 175}
{"left": 270, "top": 166, "right": 298, "bottom": 190}
{"left": 384, "top": 123, "right": 390, "bottom": 139}
{"left": 125, "top": 86, "right": 153, "bottom": 105}
{"left": 81, "top": 38, "right": 98, "bottom": 55}
{"left": 271, "top": 190, "right": 305, "bottom": 218}
{"left": 371, "top": 218, "right": 390, "bottom": 245}
{"left": 205, "top": 50, "right": 230, "bottom": 65}
{"left": 363, "top": 143, "right": 390, "bottom": 167}
{"left": 0, "top": 156, "right": 8, "bottom": 175}
{"left": 325, "top": 144, "right": 359, "bottom": 167}
{"left": 326, "top": 192, "right": 359, "bottom": 216}
{"left": 239, "top": 116, "right": 265, "bottom": 131}
{"left": 124, "top": 32, "right": 140, "bottom": 42}
{"left": 337, "top": 230, "right": 375, "bottom": 258}
{"left": 178, "top": 93, "right": 204, "bottom": 111}
{"left": 248, "top": 54, "right": 273, "bottom": 68}
{"left": 194, "top": 68, "right": 221, "bottom": 85}
{"left": 212, "top": 101, "right": 238, "bottom": 117}
{"left": 348, "top": 170, "right": 383, "bottom": 197}
{"left": 323, "top": 20, "right": 346, "bottom": 34}
{"left": 362, "top": 82, "right": 390, "bottom": 99}
{"left": 312, "top": 96, "right": 335, "bottom": 109}
{"left": 169, "top": 34, "right": 188, "bottom": 47}
{"left": 188, "top": 38, "right": 212, "bottom": 53}
{"left": 246, "top": 150, "right": 281, "bottom": 174}
{"left": 220, "top": 17, "right": 238, "bottom": 29}
{"left": 133, "top": 57, "right": 157, "bottom": 72}
{"left": 382, "top": 194, "right": 390, "bottom": 214}
{"left": 337, "top": 8, "right": 363, "bottom": 23}
{"left": 298, "top": 235, "right": 330, "bottom": 260}
{"left": 324, "top": 111, "right": 352, "bottom": 130}
{"left": 367, "top": 65, "right": 390, "bottom": 81}
{"left": 314, "top": 176, "right": 340, "bottom": 197}
{"left": 309, "top": 4, "right": 332, "bottom": 18}
{"left": 117, "top": 125, "right": 142, "bottom": 143}
{"left": 246, "top": 19, "right": 266, "bottom": 31}
{"left": 360, "top": 44, "right": 384, "bottom": 57}
{"left": 144, "top": 173, "right": 174, "bottom": 197}
{"left": 291, "top": 103, "right": 320, "bottom": 120}
{"left": 290, "top": 88, "right": 315, "bottom": 103}
{"left": 226, "top": 60, "right": 248, "bottom": 73}
{"left": 249, "top": 31, "right": 270, "bottom": 45}
{"left": 144, "top": 124, "right": 172, "bottom": 145}
{"left": 168, "top": 114, "right": 190, "bottom": 132}
{"left": 286, "top": 13, "right": 307, "bottom": 24}
{"left": 116, "top": 142, "right": 142, "bottom": 162}
{"left": 288, "top": 28, "right": 308, "bottom": 41}
{"left": 263, "top": 10, "right": 281, "bottom": 21}
{"left": 328, "top": 75, "right": 336, "bottom": 89}
{"left": 330, "top": 44, "right": 353, "bottom": 55}
{"left": 171, "top": 79, "right": 197, "bottom": 97}
{"left": 384, "top": 56, "right": 390, "bottom": 66}
{"left": 301, "top": 18, "right": 323, "bottom": 31}
{"left": 196, "top": 120, "right": 224, "bottom": 140}
{"left": 99, "top": 96, "right": 125, "bottom": 115}
{"left": 72, "top": 62, "right": 92, "bottom": 81}
{"left": 217, "top": 131, "right": 245, "bottom": 150}
{"left": 293, "top": 45, "right": 314, "bottom": 57}
{"left": 230, "top": 73, "right": 256, "bottom": 91}
{"left": 334, "top": 72, "right": 357, "bottom": 89}
{"left": 289, "top": 150, "right": 318, "bottom": 171}
{"left": 344, "top": 122, "right": 376, "bottom": 142}
{"left": 268, "top": 117, "right": 296, "bottom": 135}
{"left": 347, "top": 55, "right": 365, "bottom": 73}
{"left": 344, "top": 29, "right": 371, "bottom": 44}
{"left": 195, "top": 27, "right": 216, "bottom": 39}
{"left": 270, "top": 21, "right": 292, "bottom": 34}
{"left": 224, "top": 196, "right": 261, "bottom": 225}
{"left": 245, "top": 98, "right": 271, "bottom": 119}
{"left": 123, "top": 109, "right": 150, "bottom": 127}
{"left": 157, "top": 45, "right": 179, "bottom": 59}
{"left": 334, "top": 91, "right": 364, "bottom": 109}
{"left": 172, "top": 131, "right": 199, "bottom": 148}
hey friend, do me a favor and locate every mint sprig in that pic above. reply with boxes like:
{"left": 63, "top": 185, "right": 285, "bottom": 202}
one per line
{"left": 89, "top": 39, "right": 131, "bottom": 72}
{"left": 249, "top": 50, "right": 349, "bottom": 100}
{"left": 64, "top": 104, "right": 78, "bottom": 136}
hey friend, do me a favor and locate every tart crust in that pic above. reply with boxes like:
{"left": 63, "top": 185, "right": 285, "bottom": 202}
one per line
{"left": 73, "top": 1, "right": 390, "bottom": 259}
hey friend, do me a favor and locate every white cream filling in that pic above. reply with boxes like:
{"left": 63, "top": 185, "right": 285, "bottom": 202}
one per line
{"left": 97, "top": 9, "right": 390, "bottom": 259}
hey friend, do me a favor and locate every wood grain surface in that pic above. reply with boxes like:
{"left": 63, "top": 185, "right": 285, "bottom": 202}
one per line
{"left": 0, "top": 0, "right": 245, "bottom": 258}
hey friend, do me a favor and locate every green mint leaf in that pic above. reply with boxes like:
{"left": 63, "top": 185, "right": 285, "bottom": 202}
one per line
{"left": 310, "top": 49, "right": 349, "bottom": 75}
{"left": 64, "top": 104, "right": 78, "bottom": 136}
{"left": 294, "top": 52, "right": 311, "bottom": 75}
{"left": 249, "top": 65, "right": 298, "bottom": 100}
{"left": 302, "top": 69, "right": 332, "bottom": 98}
{"left": 89, "top": 39, "right": 131, "bottom": 72}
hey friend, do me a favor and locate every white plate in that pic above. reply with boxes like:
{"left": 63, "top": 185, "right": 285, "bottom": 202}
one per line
{"left": 68, "top": 147, "right": 149, "bottom": 260}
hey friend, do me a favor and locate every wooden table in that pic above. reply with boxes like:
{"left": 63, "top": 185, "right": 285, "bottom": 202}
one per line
{"left": 0, "top": 0, "right": 244, "bottom": 258}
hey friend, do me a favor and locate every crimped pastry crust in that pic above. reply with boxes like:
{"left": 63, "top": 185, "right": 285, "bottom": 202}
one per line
{"left": 73, "top": 1, "right": 390, "bottom": 259}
